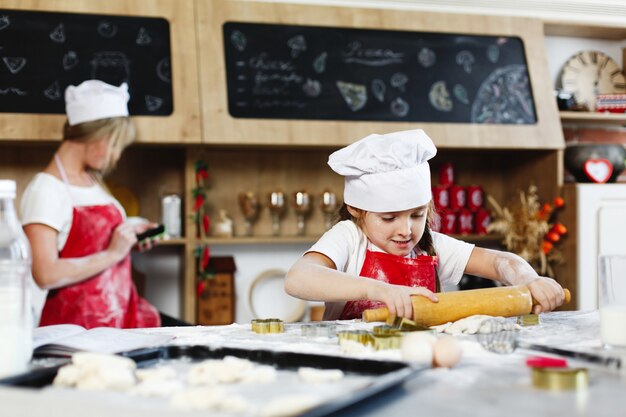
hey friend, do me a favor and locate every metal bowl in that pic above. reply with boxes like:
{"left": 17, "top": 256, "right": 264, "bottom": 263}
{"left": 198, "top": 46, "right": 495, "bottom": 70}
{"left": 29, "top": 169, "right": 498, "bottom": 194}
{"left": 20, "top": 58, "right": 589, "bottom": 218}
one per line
{"left": 564, "top": 144, "right": 626, "bottom": 183}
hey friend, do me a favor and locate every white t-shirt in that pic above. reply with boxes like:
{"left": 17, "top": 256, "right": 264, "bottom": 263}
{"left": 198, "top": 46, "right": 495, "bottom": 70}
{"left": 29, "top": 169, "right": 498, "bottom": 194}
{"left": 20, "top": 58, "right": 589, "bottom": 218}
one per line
{"left": 19, "top": 172, "right": 125, "bottom": 325}
{"left": 307, "top": 220, "right": 475, "bottom": 320}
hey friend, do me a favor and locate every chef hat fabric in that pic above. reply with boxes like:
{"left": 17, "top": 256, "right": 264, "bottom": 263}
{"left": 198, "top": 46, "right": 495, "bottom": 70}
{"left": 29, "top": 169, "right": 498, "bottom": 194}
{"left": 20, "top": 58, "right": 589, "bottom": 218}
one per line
{"left": 328, "top": 129, "right": 437, "bottom": 212}
{"left": 65, "top": 80, "right": 130, "bottom": 126}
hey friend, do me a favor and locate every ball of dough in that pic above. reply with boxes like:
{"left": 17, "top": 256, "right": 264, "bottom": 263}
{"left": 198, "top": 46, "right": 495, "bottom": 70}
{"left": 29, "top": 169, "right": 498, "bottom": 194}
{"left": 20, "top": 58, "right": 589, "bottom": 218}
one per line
{"left": 433, "top": 335, "right": 462, "bottom": 368}
{"left": 401, "top": 332, "right": 436, "bottom": 365}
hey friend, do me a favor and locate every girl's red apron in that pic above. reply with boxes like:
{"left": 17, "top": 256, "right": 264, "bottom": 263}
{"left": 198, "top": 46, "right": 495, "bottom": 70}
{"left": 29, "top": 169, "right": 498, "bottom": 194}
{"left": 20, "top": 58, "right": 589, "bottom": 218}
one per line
{"left": 339, "top": 249, "right": 438, "bottom": 320}
{"left": 39, "top": 156, "right": 160, "bottom": 329}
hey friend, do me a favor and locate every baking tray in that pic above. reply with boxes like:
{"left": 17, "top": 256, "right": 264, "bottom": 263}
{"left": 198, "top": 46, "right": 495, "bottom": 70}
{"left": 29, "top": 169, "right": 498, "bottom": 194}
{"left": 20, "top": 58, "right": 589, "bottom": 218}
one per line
{"left": 1, "top": 345, "right": 421, "bottom": 417}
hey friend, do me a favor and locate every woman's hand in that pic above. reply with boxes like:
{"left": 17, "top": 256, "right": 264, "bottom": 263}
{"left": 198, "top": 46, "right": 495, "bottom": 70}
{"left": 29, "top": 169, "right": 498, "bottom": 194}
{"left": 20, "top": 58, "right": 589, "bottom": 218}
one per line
{"left": 366, "top": 280, "right": 438, "bottom": 319}
{"left": 108, "top": 222, "right": 138, "bottom": 261}
{"left": 527, "top": 277, "right": 565, "bottom": 313}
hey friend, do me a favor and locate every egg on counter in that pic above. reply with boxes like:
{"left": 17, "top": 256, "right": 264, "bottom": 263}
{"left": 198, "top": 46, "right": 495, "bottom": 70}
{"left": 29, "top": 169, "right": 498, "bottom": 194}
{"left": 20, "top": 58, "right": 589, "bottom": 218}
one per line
{"left": 400, "top": 331, "right": 437, "bottom": 365}
{"left": 433, "top": 335, "right": 462, "bottom": 368}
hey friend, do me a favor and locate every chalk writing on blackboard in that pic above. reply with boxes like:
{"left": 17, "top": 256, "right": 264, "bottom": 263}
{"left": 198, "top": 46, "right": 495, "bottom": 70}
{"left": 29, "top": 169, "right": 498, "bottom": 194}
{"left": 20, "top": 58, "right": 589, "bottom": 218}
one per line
{"left": 0, "top": 9, "right": 172, "bottom": 116}
{"left": 223, "top": 22, "right": 536, "bottom": 124}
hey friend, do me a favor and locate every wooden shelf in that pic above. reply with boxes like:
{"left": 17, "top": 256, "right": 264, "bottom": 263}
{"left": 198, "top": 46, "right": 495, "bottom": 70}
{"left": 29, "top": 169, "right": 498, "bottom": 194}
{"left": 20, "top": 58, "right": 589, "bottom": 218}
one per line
{"left": 158, "top": 238, "right": 188, "bottom": 246}
{"left": 544, "top": 21, "right": 626, "bottom": 40}
{"left": 560, "top": 111, "right": 626, "bottom": 126}
{"left": 198, "top": 234, "right": 503, "bottom": 246}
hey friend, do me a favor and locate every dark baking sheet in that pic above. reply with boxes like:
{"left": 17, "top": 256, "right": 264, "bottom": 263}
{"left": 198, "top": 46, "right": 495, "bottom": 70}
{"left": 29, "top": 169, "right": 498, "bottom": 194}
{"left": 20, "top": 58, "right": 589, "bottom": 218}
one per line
{"left": 1, "top": 345, "right": 420, "bottom": 417}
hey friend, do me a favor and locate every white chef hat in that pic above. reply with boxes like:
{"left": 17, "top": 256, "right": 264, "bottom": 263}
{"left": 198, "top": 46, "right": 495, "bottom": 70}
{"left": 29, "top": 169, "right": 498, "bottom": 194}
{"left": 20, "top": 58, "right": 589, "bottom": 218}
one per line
{"left": 328, "top": 129, "right": 437, "bottom": 212}
{"left": 65, "top": 80, "right": 130, "bottom": 126}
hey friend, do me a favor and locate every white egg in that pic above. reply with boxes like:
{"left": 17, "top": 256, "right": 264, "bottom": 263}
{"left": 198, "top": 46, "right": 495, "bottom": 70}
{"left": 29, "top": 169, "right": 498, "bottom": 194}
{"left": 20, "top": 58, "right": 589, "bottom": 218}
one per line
{"left": 433, "top": 335, "right": 462, "bottom": 368}
{"left": 401, "top": 332, "right": 437, "bottom": 365}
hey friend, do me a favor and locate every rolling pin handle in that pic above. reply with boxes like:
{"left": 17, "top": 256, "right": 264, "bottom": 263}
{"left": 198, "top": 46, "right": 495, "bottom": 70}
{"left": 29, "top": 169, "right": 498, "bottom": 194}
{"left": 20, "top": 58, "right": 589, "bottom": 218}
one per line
{"left": 362, "top": 307, "right": 390, "bottom": 322}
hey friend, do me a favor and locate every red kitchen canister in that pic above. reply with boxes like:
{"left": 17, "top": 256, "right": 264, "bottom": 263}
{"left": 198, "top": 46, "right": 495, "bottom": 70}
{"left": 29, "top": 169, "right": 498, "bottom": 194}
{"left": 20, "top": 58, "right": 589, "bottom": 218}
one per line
{"left": 432, "top": 185, "right": 450, "bottom": 209}
{"left": 450, "top": 185, "right": 466, "bottom": 210}
{"left": 439, "top": 209, "right": 457, "bottom": 234}
{"left": 467, "top": 185, "right": 484, "bottom": 211}
{"left": 474, "top": 208, "right": 491, "bottom": 235}
{"left": 439, "top": 162, "right": 454, "bottom": 186}
{"left": 458, "top": 209, "right": 474, "bottom": 235}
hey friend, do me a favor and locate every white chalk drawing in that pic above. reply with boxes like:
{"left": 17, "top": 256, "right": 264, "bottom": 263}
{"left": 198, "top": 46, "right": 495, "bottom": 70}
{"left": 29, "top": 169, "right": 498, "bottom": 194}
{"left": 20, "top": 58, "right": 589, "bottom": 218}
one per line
{"left": 390, "top": 72, "right": 408, "bottom": 92}
{"left": 336, "top": 81, "right": 367, "bottom": 112}
{"left": 156, "top": 57, "right": 171, "bottom": 83}
{"left": 62, "top": 50, "right": 79, "bottom": 70}
{"left": 230, "top": 30, "right": 247, "bottom": 52}
{"left": 471, "top": 65, "right": 535, "bottom": 124}
{"left": 0, "top": 15, "right": 11, "bottom": 31}
{"left": 97, "top": 21, "right": 117, "bottom": 38}
{"left": 136, "top": 27, "right": 152, "bottom": 45}
{"left": 417, "top": 48, "right": 436, "bottom": 68}
{"left": 287, "top": 35, "right": 306, "bottom": 58}
{"left": 371, "top": 79, "right": 386, "bottom": 102}
{"left": 456, "top": 51, "right": 475, "bottom": 74}
{"left": 487, "top": 44, "right": 500, "bottom": 64}
{"left": 145, "top": 95, "right": 163, "bottom": 111}
{"left": 0, "top": 87, "right": 27, "bottom": 96}
{"left": 2, "top": 57, "right": 26, "bottom": 74}
{"left": 43, "top": 81, "right": 61, "bottom": 100}
{"left": 49, "top": 23, "right": 65, "bottom": 43}
{"left": 90, "top": 52, "right": 130, "bottom": 85}
{"left": 429, "top": 81, "right": 453, "bottom": 112}
{"left": 302, "top": 78, "right": 321, "bottom": 97}
{"left": 313, "top": 52, "right": 327, "bottom": 74}
{"left": 343, "top": 41, "right": 404, "bottom": 66}
{"left": 453, "top": 84, "right": 469, "bottom": 104}
{"left": 390, "top": 97, "right": 409, "bottom": 117}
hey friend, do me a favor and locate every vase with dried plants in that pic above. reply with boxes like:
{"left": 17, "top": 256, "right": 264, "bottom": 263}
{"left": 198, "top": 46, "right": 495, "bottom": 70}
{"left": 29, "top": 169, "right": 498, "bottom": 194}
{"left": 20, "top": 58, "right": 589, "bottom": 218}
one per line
{"left": 487, "top": 185, "right": 567, "bottom": 278}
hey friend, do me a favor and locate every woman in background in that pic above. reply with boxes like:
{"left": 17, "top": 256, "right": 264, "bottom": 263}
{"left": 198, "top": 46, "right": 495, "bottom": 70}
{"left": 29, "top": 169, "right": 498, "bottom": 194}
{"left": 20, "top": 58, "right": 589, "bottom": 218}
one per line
{"left": 21, "top": 80, "right": 161, "bottom": 329}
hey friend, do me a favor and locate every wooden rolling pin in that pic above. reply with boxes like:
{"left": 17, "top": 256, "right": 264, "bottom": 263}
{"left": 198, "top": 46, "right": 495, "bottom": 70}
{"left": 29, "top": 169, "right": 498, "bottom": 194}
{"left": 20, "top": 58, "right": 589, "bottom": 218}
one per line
{"left": 362, "top": 285, "right": 571, "bottom": 326}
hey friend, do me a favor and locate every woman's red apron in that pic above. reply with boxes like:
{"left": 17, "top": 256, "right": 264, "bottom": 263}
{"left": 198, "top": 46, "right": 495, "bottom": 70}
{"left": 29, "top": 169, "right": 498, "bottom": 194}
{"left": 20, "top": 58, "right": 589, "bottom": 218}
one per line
{"left": 39, "top": 203, "right": 160, "bottom": 329}
{"left": 339, "top": 249, "right": 438, "bottom": 320}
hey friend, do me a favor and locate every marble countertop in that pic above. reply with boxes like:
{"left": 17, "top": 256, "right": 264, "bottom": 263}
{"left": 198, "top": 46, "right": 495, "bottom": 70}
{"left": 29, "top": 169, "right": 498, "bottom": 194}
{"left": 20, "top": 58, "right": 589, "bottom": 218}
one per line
{"left": 2, "top": 310, "right": 626, "bottom": 417}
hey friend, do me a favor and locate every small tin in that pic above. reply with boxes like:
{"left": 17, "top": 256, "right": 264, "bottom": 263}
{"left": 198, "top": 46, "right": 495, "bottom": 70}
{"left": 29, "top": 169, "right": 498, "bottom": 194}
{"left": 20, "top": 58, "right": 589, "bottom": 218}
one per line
{"left": 474, "top": 208, "right": 491, "bottom": 235}
{"left": 457, "top": 209, "right": 474, "bottom": 235}
{"left": 531, "top": 367, "right": 588, "bottom": 391}
{"left": 161, "top": 194, "right": 181, "bottom": 238}
{"left": 439, "top": 162, "right": 455, "bottom": 186}
{"left": 251, "top": 318, "right": 284, "bottom": 334}
{"left": 450, "top": 185, "right": 467, "bottom": 210}
{"left": 467, "top": 185, "right": 484, "bottom": 210}
{"left": 439, "top": 209, "right": 457, "bottom": 234}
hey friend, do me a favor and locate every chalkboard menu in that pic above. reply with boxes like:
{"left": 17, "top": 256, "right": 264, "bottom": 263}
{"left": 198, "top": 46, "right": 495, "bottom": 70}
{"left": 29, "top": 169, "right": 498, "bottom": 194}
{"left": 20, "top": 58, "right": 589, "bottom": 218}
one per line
{"left": 223, "top": 22, "right": 536, "bottom": 124}
{"left": 0, "top": 9, "right": 172, "bottom": 116}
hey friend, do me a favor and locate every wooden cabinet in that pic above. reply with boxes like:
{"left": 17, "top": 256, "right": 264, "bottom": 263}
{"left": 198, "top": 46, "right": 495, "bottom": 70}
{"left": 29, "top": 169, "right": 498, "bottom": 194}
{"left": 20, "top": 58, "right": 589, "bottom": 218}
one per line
{"left": 0, "top": 0, "right": 201, "bottom": 143}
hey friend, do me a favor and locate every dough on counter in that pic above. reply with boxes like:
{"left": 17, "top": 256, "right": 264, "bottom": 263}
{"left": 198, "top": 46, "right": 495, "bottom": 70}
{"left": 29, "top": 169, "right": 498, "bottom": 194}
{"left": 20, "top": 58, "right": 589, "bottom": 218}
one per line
{"left": 260, "top": 394, "right": 323, "bottom": 417}
{"left": 130, "top": 379, "right": 184, "bottom": 398}
{"left": 170, "top": 386, "right": 250, "bottom": 413}
{"left": 298, "top": 367, "right": 344, "bottom": 383}
{"left": 188, "top": 356, "right": 263, "bottom": 385}
{"left": 431, "top": 315, "right": 521, "bottom": 335}
{"left": 135, "top": 365, "right": 177, "bottom": 382}
{"left": 53, "top": 352, "right": 137, "bottom": 392}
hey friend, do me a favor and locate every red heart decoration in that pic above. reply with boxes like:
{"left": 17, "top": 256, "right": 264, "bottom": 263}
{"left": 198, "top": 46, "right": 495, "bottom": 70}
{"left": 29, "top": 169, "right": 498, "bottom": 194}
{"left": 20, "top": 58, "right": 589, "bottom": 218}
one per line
{"left": 583, "top": 159, "right": 613, "bottom": 183}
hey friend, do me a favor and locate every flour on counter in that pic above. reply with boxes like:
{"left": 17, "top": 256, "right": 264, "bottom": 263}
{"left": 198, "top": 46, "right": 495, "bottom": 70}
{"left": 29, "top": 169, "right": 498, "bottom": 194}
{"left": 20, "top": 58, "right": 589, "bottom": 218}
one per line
{"left": 432, "top": 315, "right": 521, "bottom": 335}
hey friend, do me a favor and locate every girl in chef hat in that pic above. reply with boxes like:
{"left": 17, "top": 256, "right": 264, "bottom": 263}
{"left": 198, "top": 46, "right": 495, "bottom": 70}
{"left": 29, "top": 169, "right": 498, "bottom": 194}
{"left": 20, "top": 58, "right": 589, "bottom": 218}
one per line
{"left": 285, "top": 129, "right": 565, "bottom": 320}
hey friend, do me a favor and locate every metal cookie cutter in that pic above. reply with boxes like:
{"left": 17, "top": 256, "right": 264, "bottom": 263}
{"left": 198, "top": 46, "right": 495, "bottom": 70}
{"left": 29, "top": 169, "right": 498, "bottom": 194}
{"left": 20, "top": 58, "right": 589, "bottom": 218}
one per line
{"left": 251, "top": 318, "right": 285, "bottom": 334}
{"left": 517, "top": 313, "right": 540, "bottom": 326}
{"left": 386, "top": 315, "right": 430, "bottom": 332}
{"left": 300, "top": 323, "right": 337, "bottom": 338}
{"left": 337, "top": 330, "right": 374, "bottom": 346}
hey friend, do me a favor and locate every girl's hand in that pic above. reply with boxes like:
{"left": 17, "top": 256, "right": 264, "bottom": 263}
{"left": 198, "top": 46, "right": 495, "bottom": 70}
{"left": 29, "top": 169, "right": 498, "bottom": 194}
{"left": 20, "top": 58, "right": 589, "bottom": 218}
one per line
{"left": 367, "top": 281, "right": 438, "bottom": 319}
{"left": 108, "top": 223, "right": 137, "bottom": 261}
{"left": 527, "top": 277, "right": 565, "bottom": 313}
{"left": 133, "top": 222, "right": 159, "bottom": 252}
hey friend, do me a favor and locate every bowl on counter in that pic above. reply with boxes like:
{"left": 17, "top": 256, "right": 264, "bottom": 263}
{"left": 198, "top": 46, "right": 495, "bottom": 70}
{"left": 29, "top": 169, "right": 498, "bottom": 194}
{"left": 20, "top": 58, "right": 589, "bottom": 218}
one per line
{"left": 564, "top": 144, "right": 626, "bottom": 183}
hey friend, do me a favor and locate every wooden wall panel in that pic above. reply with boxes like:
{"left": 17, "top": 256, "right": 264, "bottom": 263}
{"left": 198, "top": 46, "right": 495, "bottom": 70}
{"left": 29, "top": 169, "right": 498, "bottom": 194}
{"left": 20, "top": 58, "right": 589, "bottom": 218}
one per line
{"left": 197, "top": 0, "right": 564, "bottom": 149}
{"left": 0, "top": 0, "right": 201, "bottom": 143}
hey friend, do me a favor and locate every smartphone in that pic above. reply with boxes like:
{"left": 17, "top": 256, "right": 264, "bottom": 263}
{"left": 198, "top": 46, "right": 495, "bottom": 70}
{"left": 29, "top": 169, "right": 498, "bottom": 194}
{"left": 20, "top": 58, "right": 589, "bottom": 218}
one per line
{"left": 136, "top": 224, "right": 165, "bottom": 241}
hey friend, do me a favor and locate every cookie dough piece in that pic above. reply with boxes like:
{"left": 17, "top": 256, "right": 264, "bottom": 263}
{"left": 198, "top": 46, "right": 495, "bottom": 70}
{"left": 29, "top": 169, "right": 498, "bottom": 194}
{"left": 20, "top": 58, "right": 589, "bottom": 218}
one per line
{"left": 298, "top": 367, "right": 344, "bottom": 383}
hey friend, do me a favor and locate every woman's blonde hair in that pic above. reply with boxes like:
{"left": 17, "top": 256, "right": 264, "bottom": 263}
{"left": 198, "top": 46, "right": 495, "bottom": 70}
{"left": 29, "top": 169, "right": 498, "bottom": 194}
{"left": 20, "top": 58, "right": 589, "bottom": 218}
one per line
{"left": 63, "top": 116, "right": 136, "bottom": 175}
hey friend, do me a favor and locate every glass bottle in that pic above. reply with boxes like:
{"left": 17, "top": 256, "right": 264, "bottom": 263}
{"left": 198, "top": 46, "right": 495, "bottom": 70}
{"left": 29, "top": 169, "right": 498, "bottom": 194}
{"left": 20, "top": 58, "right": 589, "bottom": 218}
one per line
{"left": 0, "top": 180, "right": 32, "bottom": 378}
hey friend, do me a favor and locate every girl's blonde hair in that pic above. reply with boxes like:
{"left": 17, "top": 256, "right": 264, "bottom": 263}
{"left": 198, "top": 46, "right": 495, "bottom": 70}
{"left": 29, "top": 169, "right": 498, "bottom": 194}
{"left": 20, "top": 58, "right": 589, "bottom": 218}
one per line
{"left": 336, "top": 201, "right": 441, "bottom": 291}
{"left": 63, "top": 116, "right": 136, "bottom": 175}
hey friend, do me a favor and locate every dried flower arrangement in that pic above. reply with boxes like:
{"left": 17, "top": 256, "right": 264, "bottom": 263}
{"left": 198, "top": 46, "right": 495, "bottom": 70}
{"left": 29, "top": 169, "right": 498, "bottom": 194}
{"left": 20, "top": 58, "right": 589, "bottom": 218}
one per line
{"left": 487, "top": 185, "right": 567, "bottom": 278}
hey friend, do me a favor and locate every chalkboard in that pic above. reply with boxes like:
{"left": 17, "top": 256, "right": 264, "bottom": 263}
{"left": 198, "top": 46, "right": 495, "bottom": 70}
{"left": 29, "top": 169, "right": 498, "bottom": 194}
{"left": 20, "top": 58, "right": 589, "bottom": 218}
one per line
{"left": 223, "top": 22, "right": 536, "bottom": 124}
{"left": 0, "top": 9, "right": 172, "bottom": 116}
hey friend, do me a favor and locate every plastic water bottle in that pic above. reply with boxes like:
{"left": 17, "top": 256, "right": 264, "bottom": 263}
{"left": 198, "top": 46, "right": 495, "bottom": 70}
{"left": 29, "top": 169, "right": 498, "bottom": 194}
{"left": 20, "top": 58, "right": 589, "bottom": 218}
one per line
{"left": 0, "top": 180, "right": 32, "bottom": 378}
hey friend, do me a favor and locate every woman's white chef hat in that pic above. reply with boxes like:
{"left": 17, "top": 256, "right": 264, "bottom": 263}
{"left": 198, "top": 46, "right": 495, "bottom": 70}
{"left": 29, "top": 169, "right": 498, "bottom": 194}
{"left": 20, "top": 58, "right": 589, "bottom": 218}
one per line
{"left": 65, "top": 80, "right": 130, "bottom": 126}
{"left": 328, "top": 129, "right": 437, "bottom": 212}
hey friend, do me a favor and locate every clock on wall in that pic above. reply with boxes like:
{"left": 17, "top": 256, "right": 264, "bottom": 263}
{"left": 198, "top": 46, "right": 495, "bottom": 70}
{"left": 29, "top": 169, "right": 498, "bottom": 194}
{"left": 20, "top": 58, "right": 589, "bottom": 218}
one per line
{"left": 560, "top": 50, "right": 626, "bottom": 111}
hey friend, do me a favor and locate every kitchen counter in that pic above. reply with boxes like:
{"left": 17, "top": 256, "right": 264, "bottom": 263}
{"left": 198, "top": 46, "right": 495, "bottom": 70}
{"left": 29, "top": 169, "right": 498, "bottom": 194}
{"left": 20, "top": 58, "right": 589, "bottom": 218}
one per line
{"left": 2, "top": 310, "right": 625, "bottom": 417}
